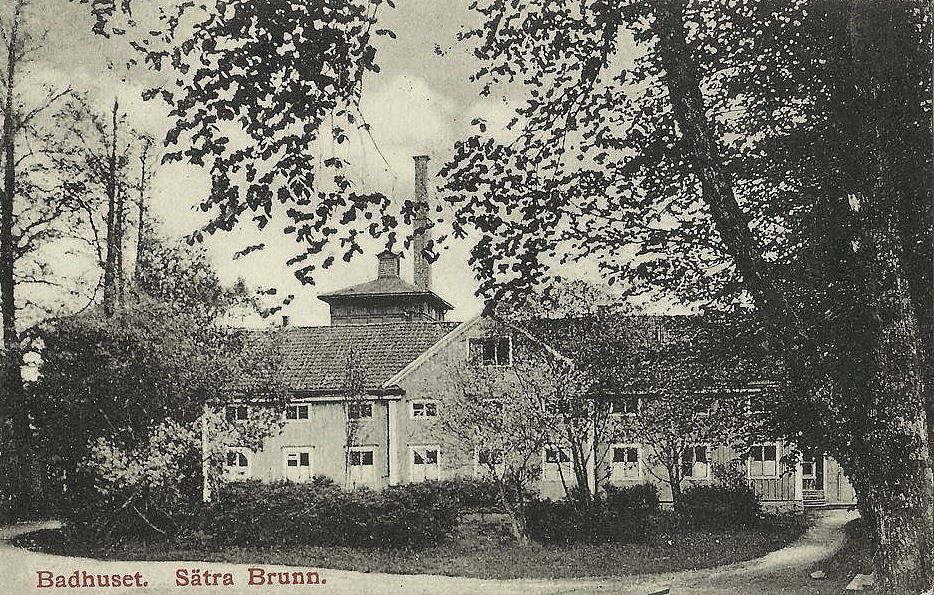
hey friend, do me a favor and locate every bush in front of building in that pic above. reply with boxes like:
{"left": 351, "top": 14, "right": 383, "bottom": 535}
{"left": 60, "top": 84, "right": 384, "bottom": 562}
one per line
{"left": 430, "top": 477, "right": 500, "bottom": 511}
{"left": 207, "top": 477, "right": 458, "bottom": 548}
{"left": 525, "top": 485, "right": 659, "bottom": 544}
{"left": 431, "top": 476, "right": 537, "bottom": 513}
{"left": 677, "top": 484, "right": 761, "bottom": 529}
{"left": 604, "top": 483, "right": 661, "bottom": 515}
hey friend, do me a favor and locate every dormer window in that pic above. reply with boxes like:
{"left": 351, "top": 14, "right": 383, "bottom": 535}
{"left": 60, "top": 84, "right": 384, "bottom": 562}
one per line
{"left": 468, "top": 337, "right": 512, "bottom": 366}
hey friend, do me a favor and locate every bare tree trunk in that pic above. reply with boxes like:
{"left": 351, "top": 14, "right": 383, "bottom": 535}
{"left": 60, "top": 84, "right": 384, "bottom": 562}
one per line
{"left": 114, "top": 184, "right": 125, "bottom": 307}
{"left": 667, "top": 463, "right": 683, "bottom": 512}
{"left": 0, "top": 0, "right": 31, "bottom": 521}
{"left": 497, "top": 479, "right": 528, "bottom": 544}
{"left": 569, "top": 439, "right": 592, "bottom": 505}
{"left": 134, "top": 137, "right": 151, "bottom": 281}
{"left": 102, "top": 98, "right": 119, "bottom": 315}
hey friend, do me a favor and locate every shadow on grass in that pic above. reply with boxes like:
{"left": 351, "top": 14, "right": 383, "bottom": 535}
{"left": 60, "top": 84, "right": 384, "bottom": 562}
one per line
{"left": 804, "top": 517, "right": 871, "bottom": 594}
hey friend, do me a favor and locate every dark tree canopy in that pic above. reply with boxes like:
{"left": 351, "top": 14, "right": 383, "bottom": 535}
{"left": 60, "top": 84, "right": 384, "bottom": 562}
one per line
{"left": 440, "top": 3, "right": 933, "bottom": 592}
{"left": 441, "top": 0, "right": 931, "bottom": 311}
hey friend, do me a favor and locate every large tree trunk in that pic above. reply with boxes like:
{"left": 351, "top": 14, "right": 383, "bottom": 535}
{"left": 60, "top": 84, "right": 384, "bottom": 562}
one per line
{"left": 845, "top": 2, "right": 934, "bottom": 590}
{"left": 0, "top": 0, "right": 31, "bottom": 521}
{"left": 849, "top": 245, "right": 933, "bottom": 592}
{"left": 653, "top": 1, "right": 934, "bottom": 591}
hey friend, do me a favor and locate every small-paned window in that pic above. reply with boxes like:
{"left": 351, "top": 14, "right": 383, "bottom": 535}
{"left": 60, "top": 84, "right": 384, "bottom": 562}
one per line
{"left": 410, "top": 446, "right": 440, "bottom": 481}
{"left": 608, "top": 394, "right": 640, "bottom": 415}
{"left": 226, "top": 405, "right": 248, "bottom": 421}
{"left": 283, "top": 448, "right": 313, "bottom": 482}
{"left": 224, "top": 448, "right": 250, "bottom": 480}
{"left": 349, "top": 448, "right": 376, "bottom": 483}
{"left": 410, "top": 400, "right": 438, "bottom": 418}
{"left": 285, "top": 404, "right": 309, "bottom": 420}
{"left": 468, "top": 337, "right": 512, "bottom": 365}
{"left": 682, "top": 445, "right": 710, "bottom": 479}
{"left": 348, "top": 402, "right": 373, "bottom": 419}
{"left": 748, "top": 443, "right": 779, "bottom": 477}
{"left": 611, "top": 445, "right": 641, "bottom": 479}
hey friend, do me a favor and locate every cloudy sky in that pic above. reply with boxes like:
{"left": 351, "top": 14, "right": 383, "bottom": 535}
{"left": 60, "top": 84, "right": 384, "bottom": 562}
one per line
{"left": 20, "top": 0, "right": 606, "bottom": 326}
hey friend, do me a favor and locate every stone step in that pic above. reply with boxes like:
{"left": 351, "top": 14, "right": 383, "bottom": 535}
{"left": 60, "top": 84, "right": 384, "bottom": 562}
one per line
{"left": 803, "top": 490, "right": 826, "bottom": 507}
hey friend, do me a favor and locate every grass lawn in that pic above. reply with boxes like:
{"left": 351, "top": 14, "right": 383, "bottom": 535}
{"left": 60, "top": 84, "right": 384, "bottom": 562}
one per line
{"left": 14, "top": 513, "right": 808, "bottom": 580}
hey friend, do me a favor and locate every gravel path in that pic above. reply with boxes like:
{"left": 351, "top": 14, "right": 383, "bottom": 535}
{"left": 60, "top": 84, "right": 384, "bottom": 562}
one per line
{"left": 0, "top": 509, "right": 857, "bottom": 595}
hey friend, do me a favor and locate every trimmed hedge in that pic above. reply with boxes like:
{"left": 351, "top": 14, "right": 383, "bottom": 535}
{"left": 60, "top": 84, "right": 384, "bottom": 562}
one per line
{"left": 526, "top": 484, "right": 659, "bottom": 544}
{"left": 207, "top": 477, "right": 458, "bottom": 548}
{"left": 678, "top": 484, "right": 761, "bottom": 529}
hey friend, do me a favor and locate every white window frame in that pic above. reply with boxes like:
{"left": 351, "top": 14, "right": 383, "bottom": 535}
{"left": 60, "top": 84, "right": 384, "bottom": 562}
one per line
{"left": 801, "top": 451, "right": 818, "bottom": 479}
{"left": 285, "top": 404, "right": 310, "bottom": 421}
{"left": 474, "top": 447, "right": 505, "bottom": 478}
{"left": 467, "top": 336, "right": 513, "bottom": 366}
{"left": 409, "top": 400, "right": 439, "bottom": 419}
{"left": 409, "top": 445, "right": 441, "bottom": 481}
{"left": 542, "top": 446, "right": 573, "bottom": 481}
{"left": 224, "top": 447, "right": 251, "bottom": 481}
{"left": 681, "top": 444, "right": 710, "bottom": 480}
{"left": 608, "top": 394, "right": 641, "bottom": 416}
{"left": 282, "top": 446, "right": 314, "bottom": 482}
{"left": 747, "top": 442, "right": 780, "bottom": 478}
{"left": 348, "top": 446, "right": 377, "bottom": 484}
{"left": 226, "top": 405, "right": 248, "bottom": 421}
{"left": 348, "top": 402, "right": 373, "bottom": 420}
{"left": 610, "top": 443, "right": 643, "bottom": 480}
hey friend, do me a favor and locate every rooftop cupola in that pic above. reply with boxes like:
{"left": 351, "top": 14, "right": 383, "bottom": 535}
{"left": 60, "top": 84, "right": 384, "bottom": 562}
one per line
{"left": 377, "top": 250, "right": 401, "bottom": 279}
{"left": 317, "top": 155, "right": 453, "bottom": 326}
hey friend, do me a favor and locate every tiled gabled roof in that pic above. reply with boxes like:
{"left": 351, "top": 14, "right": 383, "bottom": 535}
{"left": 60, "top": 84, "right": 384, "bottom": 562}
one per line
{"left": 278, "top": 321, "right": 460, "bottom": 394}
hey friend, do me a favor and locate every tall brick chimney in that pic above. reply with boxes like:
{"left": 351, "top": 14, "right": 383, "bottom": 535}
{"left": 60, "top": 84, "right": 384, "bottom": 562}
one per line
{"left": 412, "top": 155, "right": 432, "bottom": 291}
